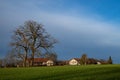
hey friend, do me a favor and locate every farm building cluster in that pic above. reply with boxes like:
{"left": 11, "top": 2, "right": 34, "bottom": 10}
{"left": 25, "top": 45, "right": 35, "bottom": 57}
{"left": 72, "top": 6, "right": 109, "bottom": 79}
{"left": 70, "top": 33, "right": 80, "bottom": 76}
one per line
{"left": 16, "top": 57, "right": 111, "bottom": 67}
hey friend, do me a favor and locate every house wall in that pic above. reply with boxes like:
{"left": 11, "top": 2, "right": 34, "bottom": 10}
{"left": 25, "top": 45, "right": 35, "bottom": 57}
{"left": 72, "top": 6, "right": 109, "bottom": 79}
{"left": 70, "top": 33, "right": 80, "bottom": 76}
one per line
{"left": 46, "top": 60, "right": 54, "bottom": 66}
{"left": 97, "top": 62, "right": 101, "bottom": 65}
{"left": 69, "top": 59, "right": 79, "bottom": 65}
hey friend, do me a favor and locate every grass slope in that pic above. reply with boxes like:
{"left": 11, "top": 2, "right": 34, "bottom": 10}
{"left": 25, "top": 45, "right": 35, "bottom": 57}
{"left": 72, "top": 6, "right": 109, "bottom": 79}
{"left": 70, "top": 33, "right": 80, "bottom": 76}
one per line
{"left": 0, "top": 65, "right": 120, "bottom": 80}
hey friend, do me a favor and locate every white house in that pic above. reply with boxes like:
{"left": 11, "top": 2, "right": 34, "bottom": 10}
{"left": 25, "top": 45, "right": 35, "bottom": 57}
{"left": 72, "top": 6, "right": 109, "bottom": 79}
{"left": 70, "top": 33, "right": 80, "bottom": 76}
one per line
{"left": 97, "top": 62, "right": 101, "bottom": 65}
{"left": 46, "top": 60, "right": 54, "bottom": 66}
{"left": 69, "top": 58, "right": 80, "bottom": 65}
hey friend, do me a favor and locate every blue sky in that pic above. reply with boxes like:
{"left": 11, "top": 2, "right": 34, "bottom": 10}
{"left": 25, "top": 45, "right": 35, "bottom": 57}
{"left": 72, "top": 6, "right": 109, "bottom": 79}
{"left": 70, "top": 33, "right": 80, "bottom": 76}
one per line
{"left": 1, "top": 0, "right": 120, "bottom": 63}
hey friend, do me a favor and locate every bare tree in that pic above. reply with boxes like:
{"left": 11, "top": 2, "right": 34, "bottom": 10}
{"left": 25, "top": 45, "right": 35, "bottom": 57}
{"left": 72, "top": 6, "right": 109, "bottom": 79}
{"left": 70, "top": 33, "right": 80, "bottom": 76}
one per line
{"left": 3, "top": 52, "right": 18, "bottom": 67}
{"left": 11, "top": 26, "right": 30, "bottom": 67}
{"left": 80, "top": 53, "right": 87, "bottom": 65}
{"left": 11, "top": 20, "right": 57, "bottom": 66}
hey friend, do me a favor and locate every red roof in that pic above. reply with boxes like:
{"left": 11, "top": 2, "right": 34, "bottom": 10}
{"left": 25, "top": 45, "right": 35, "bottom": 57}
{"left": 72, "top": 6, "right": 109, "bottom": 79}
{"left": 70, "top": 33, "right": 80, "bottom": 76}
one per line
{"left": 27, "top": 58, "right": 49, "bottom": 63}
{"left": 34, "top": 58, "right": 49, "bottom": 62}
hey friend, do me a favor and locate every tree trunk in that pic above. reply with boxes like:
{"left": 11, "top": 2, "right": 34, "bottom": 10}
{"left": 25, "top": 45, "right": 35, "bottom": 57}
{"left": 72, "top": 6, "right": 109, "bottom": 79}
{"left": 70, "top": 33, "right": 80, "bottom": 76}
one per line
{"left": 31, "top": 50, "right": 35, "bottom": 66}
{"left": 23, "top": 49, "right": 28, "bottom": 67}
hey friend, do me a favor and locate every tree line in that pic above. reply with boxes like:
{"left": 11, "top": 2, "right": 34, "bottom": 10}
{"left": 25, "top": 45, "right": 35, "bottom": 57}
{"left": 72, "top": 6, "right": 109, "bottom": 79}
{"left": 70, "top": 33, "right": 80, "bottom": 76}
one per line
{"left": 80, "top": 54, "right": 112, "bottom": 65}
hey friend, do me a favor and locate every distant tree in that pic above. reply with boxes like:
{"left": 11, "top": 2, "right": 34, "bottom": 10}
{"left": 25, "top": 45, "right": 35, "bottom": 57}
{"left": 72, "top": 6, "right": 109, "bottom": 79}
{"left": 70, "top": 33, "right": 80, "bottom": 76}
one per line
{"left": 107, "top": 56, "right": 113, "bottom": 64}
{"left": 44, "top": 52, "right": 57, "bottom": 62}
{"left": 11, "top": 20, "right": 57, "bottom": 66}
{"left": 0, "top": 59, "right": 2, "bottom": 67}
{"left": 80, "top": 53, "right": 87, "bottom": 65}
{"left": 3, "top": 52, "right": 18, "bottom": 67}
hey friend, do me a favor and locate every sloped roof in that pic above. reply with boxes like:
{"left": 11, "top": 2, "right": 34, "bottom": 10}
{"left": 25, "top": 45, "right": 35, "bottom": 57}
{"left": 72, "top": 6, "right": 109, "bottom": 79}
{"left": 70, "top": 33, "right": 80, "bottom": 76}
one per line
{"left": 27, "top": 58, "right": 50, "bottom": 63}
{"left": 34, "top": 58, "right": 49, "bottom": 62}
{"left": 70, "top": 58, "right": 80, "bottom": 62}
{"left": 74, "top": 58, "right": 80, "bottom": 61}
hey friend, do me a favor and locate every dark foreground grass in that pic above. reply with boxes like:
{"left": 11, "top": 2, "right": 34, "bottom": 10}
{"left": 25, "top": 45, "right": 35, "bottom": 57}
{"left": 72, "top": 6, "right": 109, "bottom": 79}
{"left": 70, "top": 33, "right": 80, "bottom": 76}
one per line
{"left": 0, "top": 65, "right": 120, "bottom": 80}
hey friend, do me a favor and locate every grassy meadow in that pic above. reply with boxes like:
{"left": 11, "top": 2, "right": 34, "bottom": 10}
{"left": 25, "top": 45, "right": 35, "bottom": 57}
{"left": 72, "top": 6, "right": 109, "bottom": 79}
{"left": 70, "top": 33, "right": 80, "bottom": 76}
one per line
{"left": 0, "top": 65, "right": 120, "bottom": 80}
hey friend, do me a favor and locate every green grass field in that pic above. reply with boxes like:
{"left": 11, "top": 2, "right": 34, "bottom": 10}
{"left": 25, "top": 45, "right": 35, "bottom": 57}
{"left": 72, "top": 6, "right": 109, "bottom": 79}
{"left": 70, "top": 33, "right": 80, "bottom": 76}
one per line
{"left": 0, "top": 65, "right": 120, "bottom": 80}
